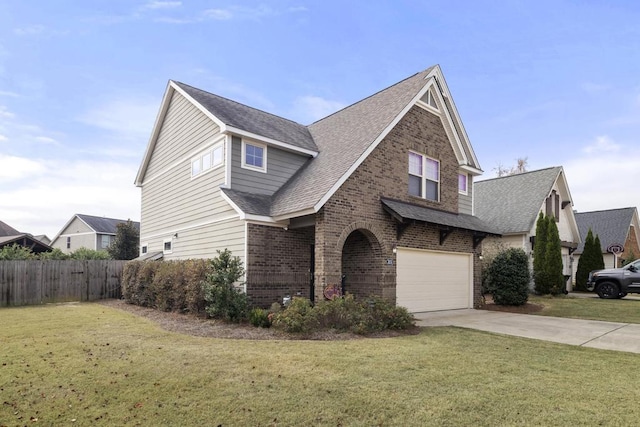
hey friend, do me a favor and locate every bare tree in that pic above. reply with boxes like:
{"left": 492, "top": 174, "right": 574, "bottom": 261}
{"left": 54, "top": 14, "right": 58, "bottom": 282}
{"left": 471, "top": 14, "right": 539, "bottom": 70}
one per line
{"left": 493, "top": 157, "right": 529, "bottom": 177}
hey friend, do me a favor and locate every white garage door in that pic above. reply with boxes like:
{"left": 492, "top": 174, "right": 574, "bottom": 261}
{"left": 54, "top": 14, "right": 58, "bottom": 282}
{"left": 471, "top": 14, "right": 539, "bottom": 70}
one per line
{"left": 396, "top": 248, "right": 473, "bottom": 312}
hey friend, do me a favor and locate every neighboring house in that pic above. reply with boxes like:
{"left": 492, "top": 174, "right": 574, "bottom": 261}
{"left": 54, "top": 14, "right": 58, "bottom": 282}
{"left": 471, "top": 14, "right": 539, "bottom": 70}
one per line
{"left": 0, "top": 220, "right": 52, "bottom": 254}
{"left": 135, "top": 65, "right": 499, "bottom": 312}
{"left": 33, "top": 235, "right": 51, "bottom": 245}
{"left": 573, "top": 207, "right": 640, "bottom": 274}
{"left": 475, "top": 167, "right": 581, "bottom": 291}
{"left": 51, "top": 214, "right": 140, "bottom": 254}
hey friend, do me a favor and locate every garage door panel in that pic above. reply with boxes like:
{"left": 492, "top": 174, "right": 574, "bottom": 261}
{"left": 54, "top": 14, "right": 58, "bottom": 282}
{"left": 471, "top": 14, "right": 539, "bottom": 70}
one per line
{"left": 396, "top": 248, "right": 472, "bottom": 312}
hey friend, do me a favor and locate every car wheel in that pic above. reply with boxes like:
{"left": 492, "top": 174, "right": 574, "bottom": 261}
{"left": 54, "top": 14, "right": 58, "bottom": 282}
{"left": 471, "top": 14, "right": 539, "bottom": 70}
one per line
{"left": 597, "top": 282, "right": 619, "bottom": 299}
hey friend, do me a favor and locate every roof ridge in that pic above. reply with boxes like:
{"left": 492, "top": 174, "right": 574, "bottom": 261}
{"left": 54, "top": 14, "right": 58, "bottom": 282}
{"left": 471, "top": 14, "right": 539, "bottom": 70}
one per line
{"left": 173, "top": 80, "right": 306, "bottom": 127}
{"left": 308, "top": 68, "right": 431, "bottom": 126}
{"left": 575, "top": 207, "right": 636, "bottom": 215}
{"left": 476, "top": 166, "right": 562, "bottom": 184}
{"left": 76, "top": 213, "right": 136, "bottom": 222}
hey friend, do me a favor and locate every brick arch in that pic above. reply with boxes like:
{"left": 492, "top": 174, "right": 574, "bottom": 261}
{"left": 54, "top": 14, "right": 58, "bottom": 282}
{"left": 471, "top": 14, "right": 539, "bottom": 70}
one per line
{"left": 336, "top": 221, "right": 388, "bottom": 255}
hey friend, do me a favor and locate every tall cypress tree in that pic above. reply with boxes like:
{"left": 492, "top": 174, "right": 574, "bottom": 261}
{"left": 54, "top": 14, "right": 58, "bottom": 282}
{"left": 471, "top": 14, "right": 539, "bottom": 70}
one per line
{"left": 533, "top": 212, "right": 549, "bottom": 294}
{"left": 545, "top": 217, "right": 565, "bottom": 295}
{"left": 594, "top": 235, "right": 605, "bottom": 270}
{"left": 575, "top": 228, "right": 595, "bottom": 291}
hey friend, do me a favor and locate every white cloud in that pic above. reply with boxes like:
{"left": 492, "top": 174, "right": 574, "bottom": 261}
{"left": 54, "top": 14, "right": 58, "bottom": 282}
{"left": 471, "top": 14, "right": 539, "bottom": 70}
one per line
{"left": 292, "top": 96, "right": 345, "bottom": 123}
{"left": 582, "top": 135, "right": 620, "bottom": 154}
{"left": 34, "top": 136, "right": 58, "bottom": 145}
{"left": 564, "top": 136, "right": 640, "bottom": 214}
{"left": 0, "top": 154, "right": 46, "bottom": 182}
{"left": 0, "top": 134, "right": 7, "bottom": 142}
{"left": 77, "top": 97, "right": 158, "bottom": 139}
{"left": 14, "top": 25, "right": 46, "bottom": 36}
{"left": 0, "top": 105, "right": 15, "bottom": 119}
{"left": 141, "top": 1, "right": 182, "bottom": 10}
{"left": 202, "top": 9, "right": 233, "bottom": 20}
{"left": 0, "top": 157, "right": 140, "bottom": 238}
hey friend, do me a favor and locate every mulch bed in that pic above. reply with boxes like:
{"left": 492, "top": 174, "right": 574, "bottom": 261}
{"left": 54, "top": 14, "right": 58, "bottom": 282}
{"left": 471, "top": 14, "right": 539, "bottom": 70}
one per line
{"left": 98, "top": 299, "right": 419, "bottom": 341}
{"left": 480, "top": 295, "right": 544, "bottom": 314}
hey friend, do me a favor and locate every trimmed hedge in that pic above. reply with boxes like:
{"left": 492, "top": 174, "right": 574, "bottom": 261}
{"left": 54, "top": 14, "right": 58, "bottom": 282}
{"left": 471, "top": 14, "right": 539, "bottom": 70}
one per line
{"left": 121, "top": 259, "right": 210, "bottom": 315}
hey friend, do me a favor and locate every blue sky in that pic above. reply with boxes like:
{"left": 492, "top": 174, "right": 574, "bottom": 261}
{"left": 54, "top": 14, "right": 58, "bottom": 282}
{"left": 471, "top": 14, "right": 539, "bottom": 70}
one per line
{"left": 1, "top": 1, "right": 639, "bottom": 239}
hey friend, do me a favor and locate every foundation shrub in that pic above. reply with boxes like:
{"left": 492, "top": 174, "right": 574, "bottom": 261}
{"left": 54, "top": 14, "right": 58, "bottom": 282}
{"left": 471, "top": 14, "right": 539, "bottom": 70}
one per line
{"left": 202, "top": 249, "right": 248, "bottom": 323}
{"left": 249, "top": 308, "right": 271, "bottom": 328}
{"left": 486, "top": 247, "right": 530, "bottom": 306}
{"left": 121, "top": 259, "right": 211, "bottom": 314}
{"left": 271, "top": 295, "right": 415, "bottom": 335}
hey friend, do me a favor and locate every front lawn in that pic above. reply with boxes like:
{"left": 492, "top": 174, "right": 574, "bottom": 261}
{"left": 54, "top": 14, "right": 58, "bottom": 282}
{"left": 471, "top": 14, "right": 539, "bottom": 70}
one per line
{"left": 529, "top": 294, "right": 640, "bottom": 323}
{"left": 2, "top": 303, "right": 640, "bottom": 425}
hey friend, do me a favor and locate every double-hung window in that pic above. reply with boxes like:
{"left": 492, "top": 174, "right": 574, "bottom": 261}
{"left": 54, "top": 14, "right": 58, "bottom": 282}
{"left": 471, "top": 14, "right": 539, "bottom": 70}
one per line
{"left": 408, "top": 152, "right": 439, "bottom": 201}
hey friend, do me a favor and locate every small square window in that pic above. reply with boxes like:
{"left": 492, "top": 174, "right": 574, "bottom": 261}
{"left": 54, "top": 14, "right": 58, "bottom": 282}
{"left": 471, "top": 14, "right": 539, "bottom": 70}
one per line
{"left": 163, "top": 239, "right": 173, "bottom": 254}
{"left": 141, "top": 245, "right": 148, "bottom": 254}
{"left": 242, "top": 141, "right": 267, "bottom": 172}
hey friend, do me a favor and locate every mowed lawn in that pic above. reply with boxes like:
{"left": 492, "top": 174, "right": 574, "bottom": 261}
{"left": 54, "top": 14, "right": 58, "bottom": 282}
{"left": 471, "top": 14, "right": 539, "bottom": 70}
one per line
{"left": 2, "top": 303, "right": 640, "bottom": 426}
{"left": 529, "top": 294, "right": 640, "bottom": 323}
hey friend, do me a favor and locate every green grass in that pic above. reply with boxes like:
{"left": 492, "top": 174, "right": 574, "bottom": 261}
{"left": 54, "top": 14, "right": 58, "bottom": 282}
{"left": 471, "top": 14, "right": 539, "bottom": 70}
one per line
{"left": 529, "top": 294, "right": 640, "bottom": 323}
{"left": 3, "top": 304, "right": 640, "bottom": 425}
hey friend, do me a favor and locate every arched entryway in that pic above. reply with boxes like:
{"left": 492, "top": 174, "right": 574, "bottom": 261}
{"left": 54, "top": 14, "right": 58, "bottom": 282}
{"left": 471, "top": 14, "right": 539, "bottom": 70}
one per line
{"left": 340, "top": 229, "right": 385, "bottom": 298}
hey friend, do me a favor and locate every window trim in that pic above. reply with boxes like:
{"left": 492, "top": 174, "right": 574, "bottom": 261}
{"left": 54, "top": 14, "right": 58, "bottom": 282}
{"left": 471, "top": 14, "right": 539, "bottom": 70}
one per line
{"left": 100, "top": 234, "right": 111, "bottom": 250}
{"left": 163, "top": 238, "right": 173, "bottom": 254}
{"left": 241, "top": 140, "right": 267, "bottom": 173}
{"left": 141, "top": 243, "right": 148, "bottom": 255}
{"left": 191, "top": 142, "right": 225, "bottom": 179}
{"left": 458, "top": 173, "right": 468, "bottom": 195}
{"left": 408, "top": 151, "right": 440, "bottom": 202}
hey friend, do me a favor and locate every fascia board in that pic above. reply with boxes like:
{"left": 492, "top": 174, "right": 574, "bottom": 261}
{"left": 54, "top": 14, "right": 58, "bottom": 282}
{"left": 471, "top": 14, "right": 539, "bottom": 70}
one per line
{"left": 226, "top": 126, "right": 318, "bottom": 158}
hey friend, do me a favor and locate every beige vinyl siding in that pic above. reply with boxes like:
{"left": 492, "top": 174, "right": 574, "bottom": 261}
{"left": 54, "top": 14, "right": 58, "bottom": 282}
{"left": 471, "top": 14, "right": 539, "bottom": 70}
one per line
{"left": 231, "top": 136, "right": 309, "bottom": 195}
{"left": 140, "top": 89, "right": 246, "bottom": 261}
{"left": 144, "top": 91, "right": 221, "bottom": 181}
{"left": 51, "top": 217, "right": 97, "bottom": 253}
{"left": 458, "top": 178, "right": 473, "bottom": 215}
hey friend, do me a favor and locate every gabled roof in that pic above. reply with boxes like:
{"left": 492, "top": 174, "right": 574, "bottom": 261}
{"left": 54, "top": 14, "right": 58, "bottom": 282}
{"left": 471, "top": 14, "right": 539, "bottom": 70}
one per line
{"left": 137, "top": 65, "right": 483, "bottom": 219}
{"left": 174, "top": 82, "right": 317, "bottom": 152}
{"left": 475, "top": 166, "right": 568, "bottom": 234}
{"left": 0, "top": 234, "right": 52, "bottom": 253}
{"left": 53, "top": 214, "right": 140, "bottom": 243}
{"left": 574, "top": 207, "right": 639, "bottom": 254}
{"left": 0, "top": 220, "right": 21, "bottom": 237}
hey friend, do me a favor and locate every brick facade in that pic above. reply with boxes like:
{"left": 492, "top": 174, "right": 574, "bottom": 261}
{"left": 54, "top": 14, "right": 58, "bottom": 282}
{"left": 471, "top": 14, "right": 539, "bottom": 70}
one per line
{"left": 246, "top": 105, "right": 483, "bottom": 309}
{"left": 622, "top": 225, "right": 640, "bottom": 266}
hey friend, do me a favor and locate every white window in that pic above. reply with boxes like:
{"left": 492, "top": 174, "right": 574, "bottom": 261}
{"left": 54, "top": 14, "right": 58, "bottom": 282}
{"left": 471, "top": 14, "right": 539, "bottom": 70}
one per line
{"left": 163, "top": 239, "right": 172, "bottom": 254}
{"left": 141, "top": 244, "right": 148, "bottom": 255}
{"left": 408, "top": 152, "right": 439, "bottom": 202}
{"left": 191, "top": 143, "right": 225, "bottom": 178}
{"left": 100, "top": 235, "right": 111, "bottom": 249}
{"left": 241, "top": 140, "right": 267, "bottom": 172}
{"left": 458, "top": 173, "right": 468, "bottom": 195}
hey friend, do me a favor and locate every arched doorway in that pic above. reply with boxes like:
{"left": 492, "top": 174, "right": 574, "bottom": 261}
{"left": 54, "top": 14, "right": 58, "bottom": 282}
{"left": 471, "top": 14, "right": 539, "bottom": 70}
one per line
{"left": 340, "top": 229, "right": 384, "bottom": 298}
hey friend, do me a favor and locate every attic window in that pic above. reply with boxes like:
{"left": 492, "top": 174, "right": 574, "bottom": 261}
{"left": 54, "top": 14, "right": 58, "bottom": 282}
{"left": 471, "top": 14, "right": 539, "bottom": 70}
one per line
{"left": 419, "top": 89, "right": 439, "bottom": 112}
{"left": 242, "top": 140, "right": 267, "bottom": 173}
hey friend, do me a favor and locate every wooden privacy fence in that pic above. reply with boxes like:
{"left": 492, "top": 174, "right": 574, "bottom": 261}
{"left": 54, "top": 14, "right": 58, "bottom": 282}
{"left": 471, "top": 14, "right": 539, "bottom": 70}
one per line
{"left": 0, "top": 260, "right": 127, "bottom": 307}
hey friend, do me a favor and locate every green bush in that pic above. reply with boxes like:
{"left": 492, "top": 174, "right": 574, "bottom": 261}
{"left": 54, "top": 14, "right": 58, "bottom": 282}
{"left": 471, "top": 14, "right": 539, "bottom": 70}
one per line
{"left": 202, "top": 249, "right": 248, "bottom": 323}
{"left": 249, "top": 308, "right": 271, "bottom": 328}
{"left": 121, "top": 259, "right": 211, "bottom": 314}
{"left": 271, "top": 297, "right": 315, "bottom": 333}
{"left": 0, "top": 244, "right": 37, "bottom": 260}
{"left": 271, "top": 295, "right": 415, "bottom": 335}
{"left": 69, "top": 247, "right": 112, "bottom": 260}
{"left": 487, "top": 248, "right": 530, "bottom": 306}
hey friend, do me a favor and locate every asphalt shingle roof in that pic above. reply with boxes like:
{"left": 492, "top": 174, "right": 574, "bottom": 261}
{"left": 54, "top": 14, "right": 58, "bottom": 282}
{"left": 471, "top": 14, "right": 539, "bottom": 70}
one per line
{"left": 174, "top": 81, "right": 317, "bottom": 153}
{"left": 270, "top": 67, "right": 436, "bottom": 216}
{"left": 574, "top": 208, "right": 636, "bottom": 254}
{"left": 77, "top": 214, "right": 140, "bottom": 235}
{"left": 474, "top": 167, "right": 562, "bottom": 234}
{"left": 0, "top": 220, "right": 21, "bottom": 237}
{"left": 381, "top": 198, "right": 500, "bottom": 235}
{"left": 221, "top": 188, "right": 272, "bottom": 217}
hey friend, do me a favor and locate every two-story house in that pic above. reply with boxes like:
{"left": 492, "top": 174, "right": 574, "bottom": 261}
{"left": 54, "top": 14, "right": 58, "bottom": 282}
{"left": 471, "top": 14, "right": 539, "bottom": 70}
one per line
{"left": 52, "top": 214, "right": 140, "bottom": 254}
{"left": 135, "top": 65, "right": 498, "bottom": 312}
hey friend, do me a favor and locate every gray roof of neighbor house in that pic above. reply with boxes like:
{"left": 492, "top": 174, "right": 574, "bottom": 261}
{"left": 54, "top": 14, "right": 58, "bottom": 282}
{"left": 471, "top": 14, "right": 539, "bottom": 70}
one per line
{"left": 174, "top": 81, "right": 317, "bottom": 153}
{"left": 574, "top": 208, "right": 637, "bottom": 254}
{"left": 0, "top": 220, "right": 21, "bottom": 237}
{"left": 474, "top": 166, "right": 563, "bottom": 234}
{"left": 76, "top": 214, "right": 140, "bottom": 235}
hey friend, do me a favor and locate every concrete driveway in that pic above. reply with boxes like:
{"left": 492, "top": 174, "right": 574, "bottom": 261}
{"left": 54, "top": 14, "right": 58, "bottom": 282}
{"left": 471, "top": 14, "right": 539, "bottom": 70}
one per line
{"left": 414, "top": 309, "right": 640, "bottom": 354}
